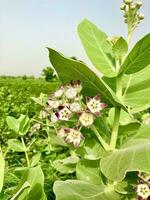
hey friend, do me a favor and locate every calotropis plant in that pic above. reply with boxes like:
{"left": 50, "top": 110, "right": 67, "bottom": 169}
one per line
{"left": 0, "top": 0, "right": 150, "bottom": 199}
{"left": 45, "top": 0, "right": 150, "bottom": 199}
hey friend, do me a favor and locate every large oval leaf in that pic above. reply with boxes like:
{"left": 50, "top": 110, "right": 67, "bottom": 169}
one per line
{"left": 78, "top": 19, "right": 116, "bottom": 77}
{"left": 100, "top": 139, "right": 150, "bottom": 181}
{"left": 123, "top": 65, "right": 150, "bottom": 113}
{"left": 8, "top": 139, "right": 25, "bottom": 152}
{"left": 119, "top": 33, "right": 150, "bottom": 74}
{"left": 48, "top": 48, "right": 122, "bottom": 107}
{"left": 15, "top": 165, "right": 46, "bottom": 200}
{"left": 76, "top": 139, "right": 105, "bottom": 160}
{"left": 53, "top": 180, "right": 120, "bottom": 200}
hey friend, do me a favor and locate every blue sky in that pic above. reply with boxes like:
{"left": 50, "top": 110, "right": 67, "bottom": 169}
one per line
{"left": 0, "top": 0, "right": 150, "bottom": 76}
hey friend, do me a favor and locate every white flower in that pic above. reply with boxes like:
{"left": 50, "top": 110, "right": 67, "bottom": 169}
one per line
{"left": 137, "top": 184, "right": 150, "bottom": 199}
{"left": 30, "top": 123, "right": 40, "bottom": 133}
{"left": 47, "top": 100, "right": 60, "bottom": 109}
{"left": 70, "top": 102, "right": 81, "bottom": 112}
{"left": 79, "top": 112, "right": 94, "bottom": 127}
{"left": 86, "top": 95, "right": 107, "bottom": 116}
{"left": 65, "top": 87, "right": 77, "bottom": 99}
{"left": 58, "top": 107, "right": 72, "bottom": 121}
{"left": 138, "top": 172, "right": 150, "bottom": 182}
{"left": 39, "top": 111, "right": 48, "bottom": 119}
{"left": 57, "top": 127, "right": 70, "bottom": 138}
{"left": 65, "top": 128, "right": 84, "bottom": 148}
{"left": 51, "top": 113, "right": 59, "bottom": 122}
{"left": 54, "top": 88, "right": 64, "bottom": 98}
{"left": 75, "top": 80, "right": 82, "bottom": 93}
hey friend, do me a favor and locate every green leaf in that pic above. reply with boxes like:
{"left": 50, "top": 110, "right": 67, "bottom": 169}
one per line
{"left": 6, "top": 116, "right": 19, "bottom": 133}
{"left": 19, "top": 115, "right": 30, "bottom": 136}
{"left": 112, "top": 37, "right": 128, "bottom": 59}
{"left": 53, "top": 180, "right": 120, "bottom": 200}
{"left": 0, "top": 149, "right": 5, "bottom": 193}
{"left": 31, "top": 93, "right": 48, "bottom": 107}
{"left": 15, "top": 166, "right": 46, "bottom": 200}
{"left": 118, "top": 122, "right": 141, "bottom": 144}
{"left": 48, "top": 48, "right": 123, "bottom": 108}
{"left": 108, "top": 108, "right": 136, "bottom": 127}
{"left": 123, "top": 65, "right": 150, "bottom": 113}
{"left": 119, "top": 33, "right": 150, "bottom": 74}
{"left": 53, "top": 156, "right": 79, "bottom": 174}
{"left": 8, "top": 139, "right": 25, "bottom": 152}
{"left": 10, "top": 181, "right": 30, "bottom": 200}
{"left": 100, "top": 139, "right": 150, "bottom": 181}
{"left": 76, "top": 159, "right": 103, "bottom": 185}
{"left": 30, "top": 153, "right": 41, "bottom": 167}
{"left": 78, "top": 19, "right": 116, "bottom": 77}
{"left": 131, "top": 124, "right": 150, "bottom": 140}
{"left": 76, "top": 139, "right": 105, "bottom": 160}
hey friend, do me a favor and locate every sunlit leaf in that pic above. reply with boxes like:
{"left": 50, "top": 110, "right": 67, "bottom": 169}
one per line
{"left": 78, "top": 19, "right": 117, "bottom": 77}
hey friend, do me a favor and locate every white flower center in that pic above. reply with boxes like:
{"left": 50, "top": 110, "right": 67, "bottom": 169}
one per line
{"left": 79, "top": 112, "right": 94, "bottom": 127}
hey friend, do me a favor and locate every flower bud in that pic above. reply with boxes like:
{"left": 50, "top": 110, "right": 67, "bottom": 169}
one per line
{"left": 54, "top": 88, "right": 64, "bottom": 98}
{"left": 124, "top": 0, "right": 132, "bottom": 4}
{"left": 70, "top": 102, "right": 81, "bottom": 112}
{"left": 120, "top": 4, "right": 126, "bottom": 10}
{"left": 129, "top": 3, "right": 136, "bottom": 9}
{"left": 136, "top": 1, "right": 143, "bottom": 7}
{"left": 65, "top": 87, "right": 77, "bottom": 99}
{"left": 138, "top": 13, "right": 144, "bottom": 20}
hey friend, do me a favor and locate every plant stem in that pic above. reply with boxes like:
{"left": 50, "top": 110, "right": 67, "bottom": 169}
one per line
{"left": 21, "top": 137, "right": 30, "bottom": 167}
{"left": 110, "top": 23, "right": 134, "bottom": 150}
{"left": 91, "top": 125, "right": 110, "bottom": 151}
{"left": 110, "top": 68, "right": 123, "bottom": 150}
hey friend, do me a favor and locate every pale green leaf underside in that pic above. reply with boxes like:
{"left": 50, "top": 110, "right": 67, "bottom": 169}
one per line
{"left": 76, "top": 139, "right": 105, "bottom": 160}
{"left": 112, "top": 37, "right": 128, "bottom": 59}
{"left": 54, "top": 180, "right": 120, "bottom": 200}
{"left": 78, "top": 19, "right": 116, "bottom": 77}
{"left": 120, "top": 33, "right": 150, "bottom": 74}
{"left": 48, "top": 48, "right": 123, "bottom": 107}
{"left": 8, "top": 139, "right": 24, "bottom": 152}
{"left": 123, "top": 65, "right": 150, "bottom": 113}
{"left": 16, "top": 166, "right": 46, "bottom": 200}
{"left": 76, "top": 159, "right": 103, "bottom": 185}
{"left": 100, "top": 139, "right": 150, "bottom": 181}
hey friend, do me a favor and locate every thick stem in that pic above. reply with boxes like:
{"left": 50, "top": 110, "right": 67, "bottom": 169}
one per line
{"left": 91, "top": 125, "right": 110, "bottom": 151}
{"left": 110, "top": 106, "right": 121, "bottom": 150}
{"left": 21, "top": 137, "right": 30, "bottom": 167}
{"left": 110, "top": 71, "right": 123, "bottom": 150}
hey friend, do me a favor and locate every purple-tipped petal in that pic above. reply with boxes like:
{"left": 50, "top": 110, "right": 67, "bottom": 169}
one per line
{"left": 100, "top": 103, "right": 107, "bottom": 109}
{"left": 138, "top": 196, "right": 143, "bottom": 200}
{"left": 70, "top": 80, "right": 74, "bottom": 86}
{"left": 77, "top": 80, "right": 81, "bottom": 85}
{"left": 64, "top": 128, "right": 71, "bottom": 134}
{"left": 86, "top": 96, "right": 91, "bottom": 103}
{"left": 55, "top": 112, "right": 60, "bottom": 119}
{"left": 73, "top": 139, "right": 80, "bottom": 148}
{"left": 95, "top": 111, "right": 100, "bottom": 117}
{"left": 94, "top": 95, "right": 101, "bottom": 101}
{"left": 77, "top": 112, "right": 83, "bottom": 117}
{"left": 58, "top": 106, "right": 65, "bottom": 110}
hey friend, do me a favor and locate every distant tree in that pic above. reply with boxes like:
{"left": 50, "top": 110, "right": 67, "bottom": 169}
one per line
{"left": 22, "top": 75, "right": 27, "bottom": 80}
{"left": 42, "top": 66, "right": 56, "bottom": 82}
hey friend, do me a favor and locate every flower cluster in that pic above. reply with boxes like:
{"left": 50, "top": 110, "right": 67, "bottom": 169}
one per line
{"left": 39, "top": 81, "right": 107, "bottom": 148}
{"left": 120, "top": 0, "right": 144, "bottom": 32}
{"left": 137, "top": 172, "right": 150, "bottom": 200}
